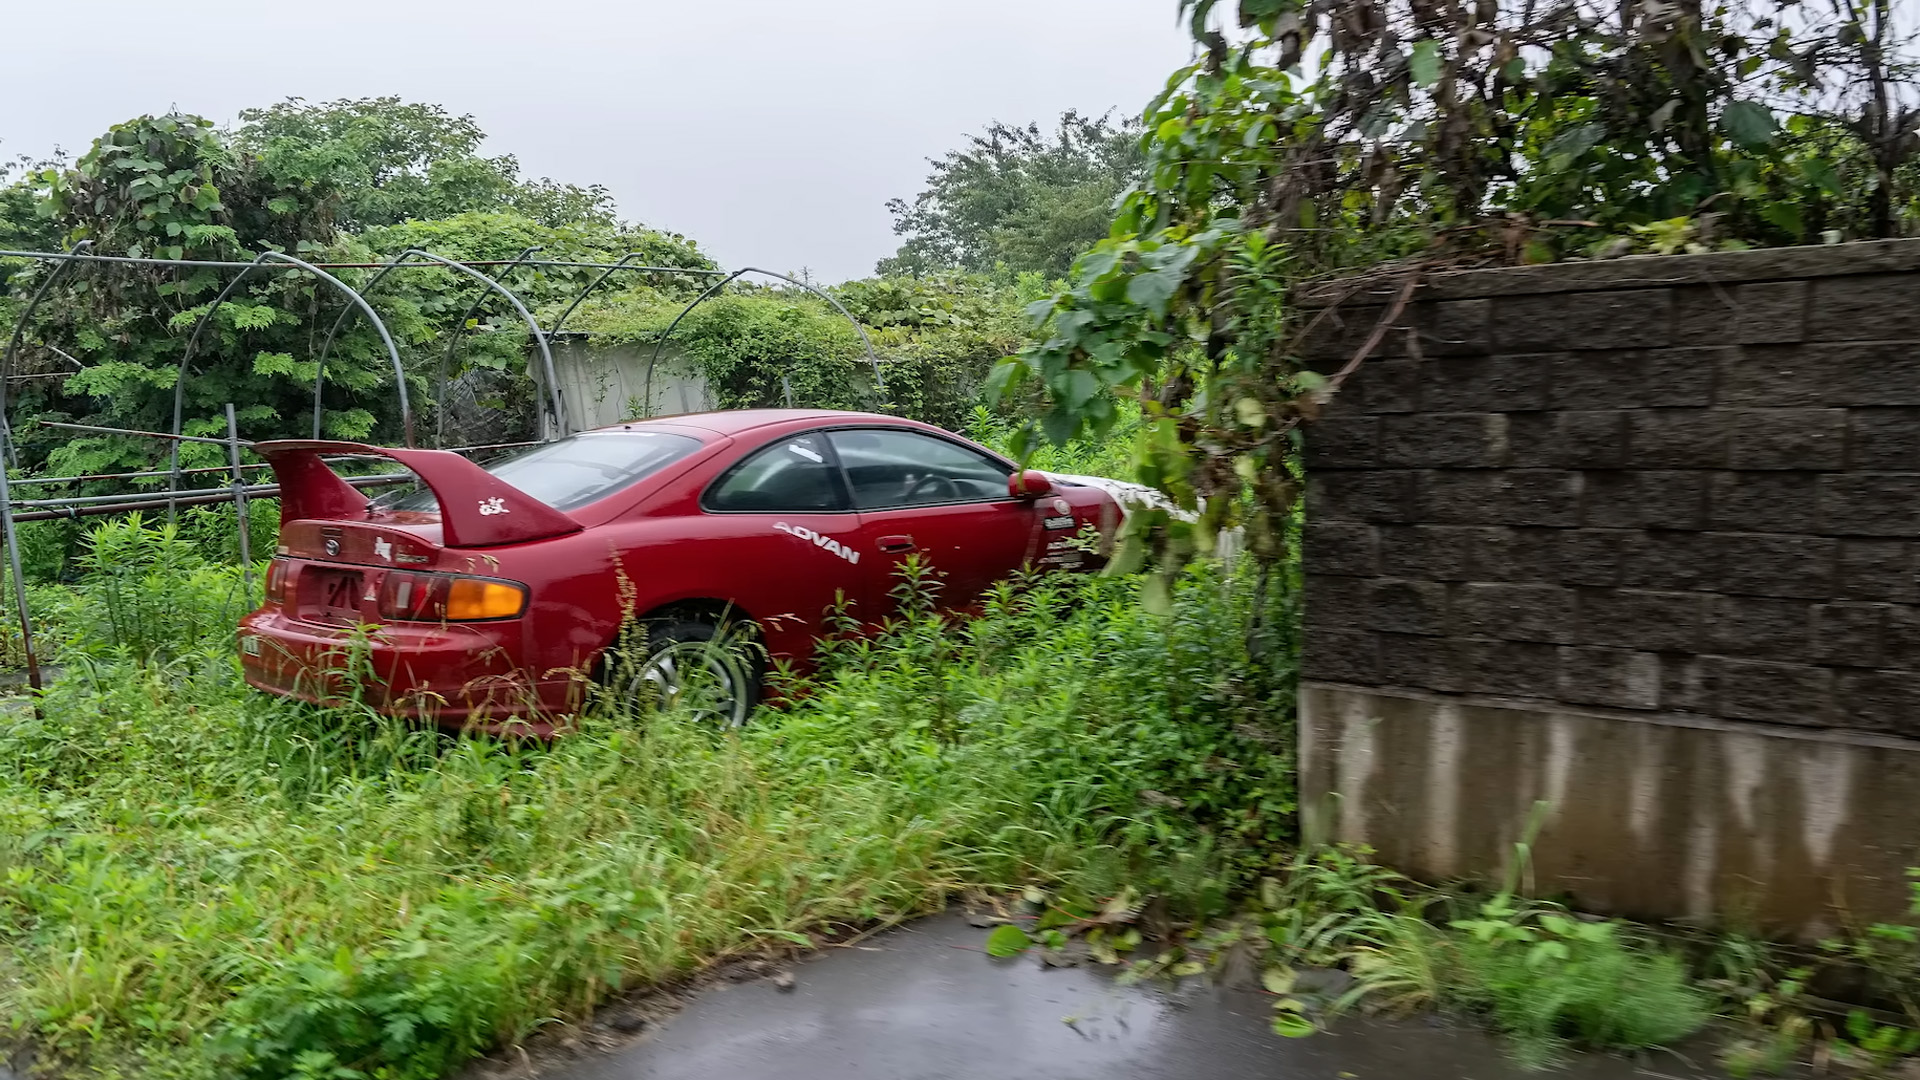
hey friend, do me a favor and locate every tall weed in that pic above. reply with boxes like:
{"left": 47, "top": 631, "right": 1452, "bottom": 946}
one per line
{"left": 57, "top": 512, "right": 256, "bottom": 662}
{"left": 0, "top": 524, "right": 1294, "bottom": 1079}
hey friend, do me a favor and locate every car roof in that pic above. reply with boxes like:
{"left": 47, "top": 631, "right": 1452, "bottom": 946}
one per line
{"left": 583, "top": 409, "right": 918, "bottom": 438}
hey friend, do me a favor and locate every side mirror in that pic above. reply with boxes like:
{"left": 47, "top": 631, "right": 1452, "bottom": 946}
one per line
{"left": 1009, "top": 470, "right": 1053, "bottom": 500}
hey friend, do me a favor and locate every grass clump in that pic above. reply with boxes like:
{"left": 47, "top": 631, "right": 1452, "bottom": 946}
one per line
{"left": 1443, "top": 895, "right": 1711, "bottom": 1068}
{"left": 0, "top": 523, "right": 1295, "bottom": 1079}
{"left": 1250, "top": 847, "right": 1708, "bottom": 1070}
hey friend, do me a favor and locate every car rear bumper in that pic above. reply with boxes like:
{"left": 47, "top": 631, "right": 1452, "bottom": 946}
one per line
{"left": 238, "top": 609, "right": 580, "bottom": 733}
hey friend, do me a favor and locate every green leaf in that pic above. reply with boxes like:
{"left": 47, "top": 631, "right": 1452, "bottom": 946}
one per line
{"left": 1059, "top": 369, "right": 1100, "bottom": 410}
{"left": 1125, "top": 268, "right": 1182, "bottom": 317}
{"left": 1802, "top": 156, "right": 1841, "bottom": 194}
{"left": 1141, "top": 573, "right": 1173, "bottom": 615}
{"left": 1722, "top": 100, "right": 1777, "bottom": 150}
{"left": 1271, "top": 1011, "right": 1316, "bottom": 1037}
{"left": 1041, "top": 408, "right": 1080, "bottom": 447}
{"left": 1076, "top": 248, "right": 1121, "bottom": 281}
{"left": 985, "top": 925, "right": 1032, "bottom": 958}
{"left": 1262, "top": 966, "right": 1297, "bottom": 995}
{"left": 1409, "top": 40, "right": 1442, "bottom": 88}
{"left": 1762, "top": 200, "right": 1802, "bottom": 236}
{"left": 985, "top": 358, "right": 1026, "bottom": 401}
{"left": 1171, "top": 960, "right": 1206, "bottom": 977}
{"left": 1006, "top": 425, "right": 1034, "bottom": 463}
{"left": 1023, "top": 297, "right": 1058, "bottom": 330}
{"left": 1543, "top": 123, "right": 1605, "bottom": 167}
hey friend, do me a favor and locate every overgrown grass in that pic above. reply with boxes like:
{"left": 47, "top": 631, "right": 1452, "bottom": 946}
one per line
{"left": 0, "top": 526, "right": 1295, "bottom": 1079}
{"left": 1249, "top": 847, "right": 1711, "bottom": 1069}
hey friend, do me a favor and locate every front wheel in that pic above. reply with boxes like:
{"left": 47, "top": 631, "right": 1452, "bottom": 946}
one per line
{"left": 625, "top": 618, "right": 762, "bottom": 727}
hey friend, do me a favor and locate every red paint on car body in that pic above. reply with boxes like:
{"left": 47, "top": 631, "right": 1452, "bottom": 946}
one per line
{"left": 238, "top": 410, "right": 1121, "bottom": 732}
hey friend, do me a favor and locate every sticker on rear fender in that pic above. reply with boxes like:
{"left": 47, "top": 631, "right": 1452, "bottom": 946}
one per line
{"left": 1043, "top": 515, "right": 1075, "bottom": 530}
{"left": 773, "top": 521, "right": 860, "bottom": 565}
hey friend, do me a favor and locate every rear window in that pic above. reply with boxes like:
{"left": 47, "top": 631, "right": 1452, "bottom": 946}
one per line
{"left": 378, "top": 431, "right": 703, "bottom": 513}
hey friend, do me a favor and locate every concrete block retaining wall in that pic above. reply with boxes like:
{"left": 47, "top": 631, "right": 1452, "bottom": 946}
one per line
{"left": 1299, "top": 239, "right": 1920, "bottom": 935}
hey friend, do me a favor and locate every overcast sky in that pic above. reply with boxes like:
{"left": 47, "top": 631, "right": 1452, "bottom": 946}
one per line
{"left": 3, "top": 0, "right": 1194, "bottom": 282}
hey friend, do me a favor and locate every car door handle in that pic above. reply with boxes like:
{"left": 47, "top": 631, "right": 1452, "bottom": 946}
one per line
{"left": 877, "top": 535, "right": 916, "bottom": 553}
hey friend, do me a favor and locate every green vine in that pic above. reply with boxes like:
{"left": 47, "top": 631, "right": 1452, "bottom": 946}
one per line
{"left": 997, "top": 0, "right": 1920, "bottom": 586}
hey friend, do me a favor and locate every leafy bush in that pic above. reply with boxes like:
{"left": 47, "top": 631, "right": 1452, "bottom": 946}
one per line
{"left": 567, "top": 273, "right": 1029, "bottom": 431}
{"left": 1445, "top": 896, "right": 1710, "bottom": 1068}
{"left": 51, "top": 513, "right": 256, "bottom": 662}
{"left": 0, "top": 520, "right": 1294, "bottom": 1079}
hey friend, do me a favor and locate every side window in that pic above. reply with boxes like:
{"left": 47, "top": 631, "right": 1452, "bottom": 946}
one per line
{"left": 827, "top": 429, "right": 1013, "bottom": 510}
{"left": 704, "top": 433, "right": 849, "bottom": 512}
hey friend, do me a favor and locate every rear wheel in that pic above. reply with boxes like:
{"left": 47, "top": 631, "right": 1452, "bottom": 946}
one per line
{"left": 625, "top": 618, "right": 762, "bottom": 727}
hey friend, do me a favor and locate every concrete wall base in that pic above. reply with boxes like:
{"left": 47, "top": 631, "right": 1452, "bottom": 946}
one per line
{"left": 1300, "top": 681, "right": 1920, "bottom": 939}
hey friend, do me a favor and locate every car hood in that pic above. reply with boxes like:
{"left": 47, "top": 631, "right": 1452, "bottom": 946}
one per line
{"left": 1040, "top": 472, "right": 1190, "bottom": 520}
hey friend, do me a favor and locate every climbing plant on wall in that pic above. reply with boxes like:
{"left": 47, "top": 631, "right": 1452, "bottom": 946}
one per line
{"left": 997, "top": 0, "right": 1920, "bottom": 589}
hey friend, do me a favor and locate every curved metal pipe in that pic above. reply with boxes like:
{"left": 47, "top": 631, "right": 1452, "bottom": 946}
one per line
{"left": 641, "top": 269, "right": 748, "bottom": 416}
{"left": 310, "top": 251, "right": 431, "bottom": 438}
{"left": 437, "top": 246, "right": 541, "bottom": 447}
{"left": 170, "top": 251, "right": 409, "bottom": 497}
{"left": 388, "top": 249, "right": 566, "bottom": 438}
{"left": 549, "top": 251, "right": 647, "bottom": 336}
{"left": 642, "top": 267, "right": 883, "bottom": 417}
{"left": 0, "top": 249, "right": 735, "bottom": 274}
{"left": 1, "top": 240, "right": 93, "bottom": 466}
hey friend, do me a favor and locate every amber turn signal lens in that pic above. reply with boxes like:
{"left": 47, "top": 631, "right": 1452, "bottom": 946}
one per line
{"left": 442, "top": 578, "right": 527, "bottom": 620}
{"left": 377, "top": 572, "right": 527, "bottom": 621}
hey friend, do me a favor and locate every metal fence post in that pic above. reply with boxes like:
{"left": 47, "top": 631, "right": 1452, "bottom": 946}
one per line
{"left": 0, "top": 425, "right": 42, "bottom": 703}
{"left": 225, "top": 403, "right": 252, "bottom": 590}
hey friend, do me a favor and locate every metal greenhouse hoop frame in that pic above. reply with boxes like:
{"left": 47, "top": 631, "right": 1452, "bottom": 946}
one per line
{"left": 643, "top": 266, "right": 886, "bottom": 417}
{"left": 0, "top": 244, "right": 885, "bottom": 696}
{"left": 168, "top": 249, "right": 412, "bottom": 485}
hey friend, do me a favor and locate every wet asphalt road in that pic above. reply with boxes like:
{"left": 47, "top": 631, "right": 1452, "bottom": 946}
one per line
{"left": 551, "top": 913, "right": 1715, "bottom": 1080}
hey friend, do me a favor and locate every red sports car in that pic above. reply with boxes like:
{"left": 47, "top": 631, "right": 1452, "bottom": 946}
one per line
{"left": 239, "top": 409, "right": 1147, "bottom": 731}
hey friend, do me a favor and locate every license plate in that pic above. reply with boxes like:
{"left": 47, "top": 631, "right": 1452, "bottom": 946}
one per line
{"left": 317, "top": 570, "right": 363, "bottom": 621}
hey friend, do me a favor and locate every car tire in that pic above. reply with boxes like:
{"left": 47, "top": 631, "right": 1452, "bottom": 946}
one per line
{"left": 625, "top": 617, "right": 762, "bottom": 727}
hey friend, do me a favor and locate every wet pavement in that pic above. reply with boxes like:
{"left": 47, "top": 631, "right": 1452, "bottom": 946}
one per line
{"left": 550, "top": 913, "right": 1715, "bottom": 1080}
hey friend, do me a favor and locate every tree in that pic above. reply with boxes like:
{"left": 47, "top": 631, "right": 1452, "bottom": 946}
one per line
{"left": 232, "top": 97, "right": 619, "bottom": 231}
{"left": 0, "top": 153, "right": 64, "bottom": 303}
{"left": 19, "top": 112, "right": 405, "bottom": 476}
{"left": 878, "top": 111, "right": 1145, "bottom": 279}
{"left": 0, "top": 102, "right": 723, "bottom": 482}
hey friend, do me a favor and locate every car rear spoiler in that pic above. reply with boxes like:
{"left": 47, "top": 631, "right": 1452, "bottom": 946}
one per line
{"left": 253, "top": 440, "right": 584, "bottom": 548}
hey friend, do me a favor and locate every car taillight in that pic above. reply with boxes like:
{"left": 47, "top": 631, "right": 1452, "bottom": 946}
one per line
{"left": 265, "top": 559, "right": 290, "bottom": 603}
{"left": 376, "top": 572, "right": 528, "bottom": 622}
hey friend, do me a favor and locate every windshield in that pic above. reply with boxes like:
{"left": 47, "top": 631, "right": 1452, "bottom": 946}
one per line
{"left": 378, "top": 431, "right": 703, "bottom": 513}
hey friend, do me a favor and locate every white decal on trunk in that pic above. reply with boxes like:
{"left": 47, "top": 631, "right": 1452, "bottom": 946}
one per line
{"left": 373, "top": 537, "right": 393, "bottom": 561}
{"left": 773, "top": 521, "right": 860, "bottom": 565}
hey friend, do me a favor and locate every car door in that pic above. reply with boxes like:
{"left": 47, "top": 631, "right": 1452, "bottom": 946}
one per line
{"left": 698, "top": 431, "right": 868, "bottom": 650}
{"left": 826, "top": 427, "right": 1043, "bottom": 616}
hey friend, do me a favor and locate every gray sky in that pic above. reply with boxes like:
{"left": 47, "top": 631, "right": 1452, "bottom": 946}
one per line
{"left": 3, "top": 0, "right": 1194, "bottom": 283}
